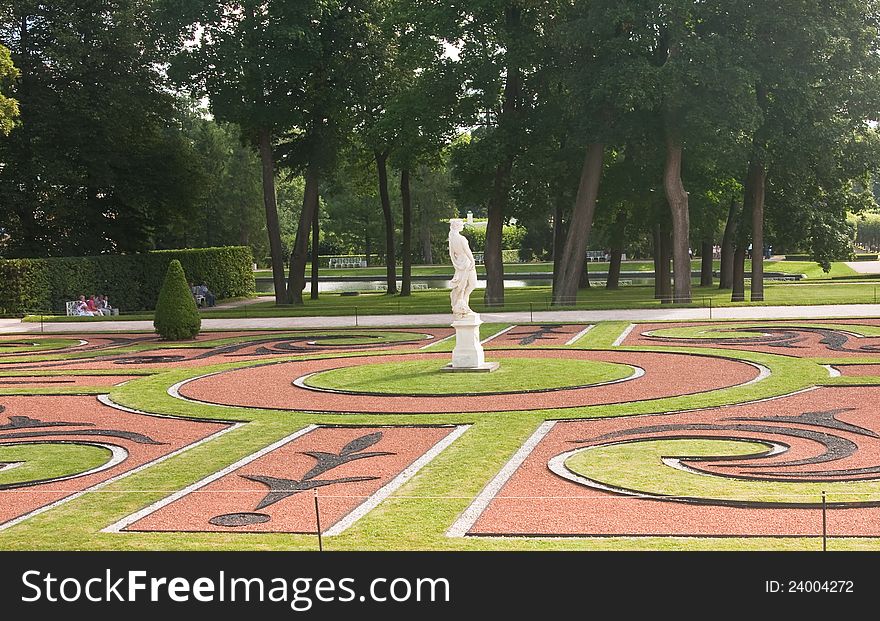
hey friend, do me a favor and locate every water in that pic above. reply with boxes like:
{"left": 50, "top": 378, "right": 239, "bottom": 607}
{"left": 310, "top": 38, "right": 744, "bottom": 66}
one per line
{"left": 255, "top": 277, "right": 655, "bottom": 294}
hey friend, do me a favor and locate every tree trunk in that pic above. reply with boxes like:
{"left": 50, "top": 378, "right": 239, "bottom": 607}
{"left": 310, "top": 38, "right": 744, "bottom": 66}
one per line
{"left": 551, "top": 200, "right": 565, "bottom": 298}
{"left": 580, "top": 262, "right": 591, "bottom": 290}
{"left": 607, "top": 244, "right": 623, "bottom": 290}
{"left": 732, "top": 245, "right": 746, "bottom": 302}
{"left": 653, "top": 225, "right": 663, "bottom": 300}
{"left": 376, "top": 151, "right": 397, "bottom": 294}
{"left": 257, "top": 128, "right": 287, "bottom": 305}
{"left": 400, "top": 168, "right": 413, "bottom": 296}
{"left": 700, "top": 239, "right": 713, "bottom": 287}
{"left": 663, "top": 134, "right": 692, "bottom": 303}
{"left": 747, "top": 161, "right": 767, "bottom": 302}
{"left": 311, "top": 201, "right": 319, "bottom": 301}
{"left": 660, "top": 227, "right": 673, "bottom": 304}
{"left": 731, "top": 189, "right": 753, "bottom": 302}
{"left": 287, "top": 166, "right": 319, "bottom": 305}
{"left": 420, "top": 219, "right": 433, "bottom": 264}
{"left": 719, "top": 199, "right": 739, "bottom": 289}
{"left": 484, "top": 157, "right": 511, "bottom": 306}
{"left": 552, "top": 143, "right": 605, "bottom": 305}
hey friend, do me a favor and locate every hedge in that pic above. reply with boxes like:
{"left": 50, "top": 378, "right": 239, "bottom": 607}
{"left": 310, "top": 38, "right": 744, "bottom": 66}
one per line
{"left": 462, "top": 225, "right": 526, "bottom": 252}
{"left": 0, "top": 246, "right": 255, "bottom": 314}
{"left": 783, "top": 253, "right": 876, "bottom": 262}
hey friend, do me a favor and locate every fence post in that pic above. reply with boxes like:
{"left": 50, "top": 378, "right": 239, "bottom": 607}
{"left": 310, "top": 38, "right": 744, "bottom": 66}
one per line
{"left": 529, "top": 302, "right": 533, "bottom": 323}
{"left": 821, "top": 490, "right": 827, "bottom": 552}
{"left": 314, "top": 490, "right": 323, "bottom": 552}
{"left": 354, "top": 306, "right": 358, "bottom": 327}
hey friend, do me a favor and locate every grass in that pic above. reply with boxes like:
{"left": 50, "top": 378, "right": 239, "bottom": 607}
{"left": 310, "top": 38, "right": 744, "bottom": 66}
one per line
{"left": 0, "top": 329, "right": 433, "bottom": 366}
{"left": 0, "top": 443, "right": 112, "bottom": 487}
{"left": 21, "top": 260, "right": 873, "bottom": 323}
{"left": 252, "top": 259, "right": 860, "bottom": 280}
{"left": 0, "top": 320, "right": 874, "bottom": 551}
{"left": 303, "top": 357, "right": 633, "bottom": 395}
{"left": 27, "top": 280, "right": 880, "bottom": 324}
{"left": 565, "top": 438, "right": 880, "bottom": 505}
{"left": 0, "top": 338, "right": 84, "bottom": 353}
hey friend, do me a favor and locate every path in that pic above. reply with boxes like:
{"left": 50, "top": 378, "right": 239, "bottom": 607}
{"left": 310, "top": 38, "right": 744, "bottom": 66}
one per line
{"left": 4, "top": 303, "right": 880, "bottom": 333}
{"left": 846, "top": 260, "right": 880, "bottom": 275}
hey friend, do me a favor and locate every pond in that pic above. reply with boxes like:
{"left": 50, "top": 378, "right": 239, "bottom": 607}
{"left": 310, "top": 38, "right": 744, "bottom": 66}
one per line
{"left": 254, "top": 276, "right": 656, "bottom": 294}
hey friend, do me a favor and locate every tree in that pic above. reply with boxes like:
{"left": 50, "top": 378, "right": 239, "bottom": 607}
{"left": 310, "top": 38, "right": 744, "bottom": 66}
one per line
{"left": 354, "top": 0, "right": 469, "bottom": 295}
{"left": 163, "top": 0, "right": 318, "bottom": 304}
{"left": 728, "top": 0, "right": 880, "bottom": 300}
{"left": 156, "top": 104, "right": 266, "bottom": 259}
{"left": 0, "top": 1, "right": 202, "bottom": 257}
{"left": 424, "top": 1, "right": 553, "bottom": 306}
{"left": 654, "top": 1, "right": 758, "bottom": 304}
{"left": 408, "top": 160, "right": 458, "bottom": 264}
{"left": 0, "top": 43, "right": 18, "bottom": 135}
{"left": 280, "top": 1, "right": 376, "bottom": 305}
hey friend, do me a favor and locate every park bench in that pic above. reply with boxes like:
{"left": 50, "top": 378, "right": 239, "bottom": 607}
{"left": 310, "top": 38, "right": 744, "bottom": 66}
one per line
{"left": 328, "top": 257, "right": 368, "bottom": 269}
{"left": 65, "top": 301, "right": 119, "bottom": 316}
{"left": 586, "top": 250, "right": 606, "bottom": 262}
{"left": 473, "top": 252, "right": 484, "bottom": 264}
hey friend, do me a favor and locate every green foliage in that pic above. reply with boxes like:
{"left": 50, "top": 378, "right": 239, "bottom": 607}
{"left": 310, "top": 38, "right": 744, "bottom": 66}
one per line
{"left": 0, "top": 2, "right": 204, "bottom": 257}
{"left": 153, "top": 260, "right": 201, "bottom": 340}
{"left": 462, "top": 225, "right": 526, "bottom": 252}
{"left": 156, "top": 106, "right": 267, "bottom": 261}
{"left": 0, "top": 247, "right": 254, "bottom": 314}
{"left": 0, "top": 43, "right": 19, "bottom": 136}
{"left": 855, "top": 212, "right": 880, "bottom": 250}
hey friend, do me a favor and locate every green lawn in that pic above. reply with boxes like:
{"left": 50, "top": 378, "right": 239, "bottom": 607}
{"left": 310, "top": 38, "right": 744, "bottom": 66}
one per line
{"left": 303, "top": 357, "right": 633, "bottom": 394}
{"left": 22, "top": 259, "right": 875, "bottom": 323}
{"left": 565, "top": 438, "right": 880, "bottom": 505}
{"left": 254, "top": 259, "right": 859, "bottom": 279}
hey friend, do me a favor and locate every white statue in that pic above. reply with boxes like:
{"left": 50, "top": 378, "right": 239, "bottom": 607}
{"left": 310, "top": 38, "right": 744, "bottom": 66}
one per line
{"left": 448, "top": 218, "right": 477, "bottom": 319}
{"left": 443, "top": 219, "right": 498, "bottom": 372}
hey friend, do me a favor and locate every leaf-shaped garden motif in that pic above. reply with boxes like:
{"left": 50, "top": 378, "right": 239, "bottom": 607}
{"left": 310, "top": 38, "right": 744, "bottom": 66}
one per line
{"left": 341, "top": 432, "right": 383, "bottom": 456}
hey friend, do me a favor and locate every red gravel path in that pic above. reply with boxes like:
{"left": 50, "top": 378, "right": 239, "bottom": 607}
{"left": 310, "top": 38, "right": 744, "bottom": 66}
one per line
{"left": 2, "top": 329, "right": 450, "bottom": 372}
{"left": 469, "top": 386, "right": 880, "bottom": 537}
{"left": 178, "top": 349, "right": 759, "bottom": 414}
{"left": 124, "top": 425, "right": 456, "bottom": 534}
{"left": 834, "top": 365, "right": 880, "bottom": 377}
{"left": 0, "top": 395, "right": 229, "bottom": 527}
{"left": 624, "top": 320, "right": 880, "bottom": 357}
{"left": 0, "top": 375, "right": 138, "bottom": 388}
{"left": 487, "top": 324, "right": 591, "bottom": 347}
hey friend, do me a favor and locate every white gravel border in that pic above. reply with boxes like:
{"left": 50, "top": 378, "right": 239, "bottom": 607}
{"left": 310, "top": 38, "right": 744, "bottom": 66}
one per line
{"left": 102, "top": 424, "right": 317, "bottom": 533}
{"left": 611, "top": 324, "right": 636, "bottom": 347}
{"left": 446, "top": 420, "right": 556, "bottom": 538}
{"left": 324, "top": 425, "right": 470, "bottom": 535}
{"left": 0, "top": 421, "right": 241, "bottom": 532}
{"left": 565, "top": 324, "right": 595, "bottom": 346}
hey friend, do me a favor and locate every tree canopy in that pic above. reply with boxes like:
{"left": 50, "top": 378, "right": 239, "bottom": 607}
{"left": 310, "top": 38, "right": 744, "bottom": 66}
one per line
{"left": 2, "top": 0, "right": 879, "bottom": 308}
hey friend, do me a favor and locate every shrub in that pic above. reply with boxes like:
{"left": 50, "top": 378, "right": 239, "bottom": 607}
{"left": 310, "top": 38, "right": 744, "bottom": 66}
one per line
{"left": 153, "top": 260, "right": 201, "bottom": 340}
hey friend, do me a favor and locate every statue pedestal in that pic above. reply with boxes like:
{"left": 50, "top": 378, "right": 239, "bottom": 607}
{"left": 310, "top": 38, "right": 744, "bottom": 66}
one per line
{"left": 443, "top": 313, "right": 499, "bottom": 373}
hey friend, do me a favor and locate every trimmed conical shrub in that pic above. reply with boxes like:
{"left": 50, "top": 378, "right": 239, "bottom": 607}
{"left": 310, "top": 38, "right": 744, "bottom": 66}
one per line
{"left": 154, "top": 259, "right": 201, "bottom": 340}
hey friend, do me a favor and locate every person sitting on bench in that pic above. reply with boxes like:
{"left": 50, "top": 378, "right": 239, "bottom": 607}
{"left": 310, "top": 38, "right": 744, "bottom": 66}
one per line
{"left": 197, "top": 283, "right": 216, "bottom": 307}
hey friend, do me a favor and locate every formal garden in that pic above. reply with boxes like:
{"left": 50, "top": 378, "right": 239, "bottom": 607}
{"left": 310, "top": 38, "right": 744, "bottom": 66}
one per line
{"left": 2, "top": 309, "right": 880, "bottom": 550}
{"left": 4, "top": 1, "right": 880, "bottom": 561}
